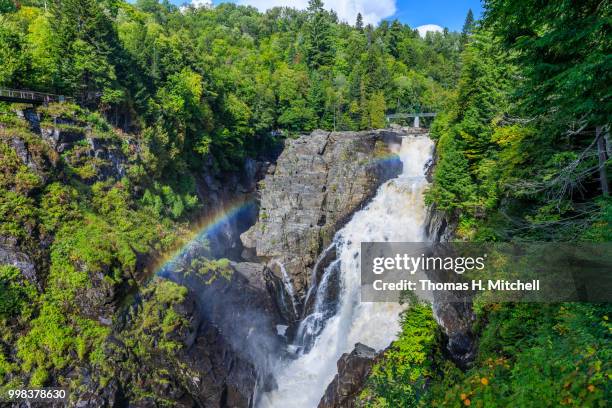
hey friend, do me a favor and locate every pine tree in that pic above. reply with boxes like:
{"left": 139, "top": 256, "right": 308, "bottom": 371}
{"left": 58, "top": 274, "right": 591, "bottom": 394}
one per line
{"left": 49, "top": 0, "right": 120, "bottom": 107}
{"left": 461, "top": 9, "right": 475, "bottom": 45}
{"left": 388, "top": 20, "right": 404, "bottom": 58}
{"left": 305, "top": 0, "right": 334, "bottom": 68}
{"left": 484, "top": 0, "right": 610, "bottom": 128}
{"left": 355, "top": 12, "right": 363, "bottom": 31}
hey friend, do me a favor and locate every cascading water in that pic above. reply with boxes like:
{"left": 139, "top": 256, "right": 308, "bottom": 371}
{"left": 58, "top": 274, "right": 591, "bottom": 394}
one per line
{"left": 275, "top": 260, "right": 299, "bottom": 316}
{"left": 260, "top": 134, "right": 434, "bottom": 407}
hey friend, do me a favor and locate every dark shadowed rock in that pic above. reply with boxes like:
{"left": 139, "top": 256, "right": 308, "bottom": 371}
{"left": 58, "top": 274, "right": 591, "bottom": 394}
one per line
{"left": 424, "top": 204, "right": 457, "bottom": 244}
{"left": 432, "top": 300, "right": 477, "bottom": 368}
{"left": 318, "top": 343, "right": 378, "bottom": 408}
{"left": 424, "top": 205, "right": 476, "bottom": 368}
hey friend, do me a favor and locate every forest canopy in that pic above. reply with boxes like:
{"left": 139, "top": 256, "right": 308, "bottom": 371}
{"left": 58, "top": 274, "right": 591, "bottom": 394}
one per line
{"left": 0, "top": 0, "right": 461, "bottom": 172}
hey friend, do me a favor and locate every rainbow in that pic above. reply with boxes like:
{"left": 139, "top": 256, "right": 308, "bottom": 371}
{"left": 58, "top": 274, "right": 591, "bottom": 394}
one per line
{"left": 149, "top": 153, "right": 401, "bottom": 277}
{"left": 369, "top": 152, "right": 403, "bottom": 167}
{"left": 150, "top": 198, "right": 257, "bottom": 276}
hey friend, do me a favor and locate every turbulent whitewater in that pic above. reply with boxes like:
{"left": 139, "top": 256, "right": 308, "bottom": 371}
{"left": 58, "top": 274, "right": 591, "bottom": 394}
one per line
{"left": 260, "top": 134, "right": 434, "bottom": 408}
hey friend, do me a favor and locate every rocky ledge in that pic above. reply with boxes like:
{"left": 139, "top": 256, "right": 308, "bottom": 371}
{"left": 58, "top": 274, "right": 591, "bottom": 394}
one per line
{"left": 241, "top": 129, "right": 404, "bottom": 307}
{"left": 318, "top": 343, "right": 379, "bottom": 408}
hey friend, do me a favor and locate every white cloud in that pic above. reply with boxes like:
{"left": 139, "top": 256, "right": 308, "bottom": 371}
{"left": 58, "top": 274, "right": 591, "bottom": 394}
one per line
{"left": 416, "top": 24, "right": 443, "bottom": 38}
{"left": 238, "top": 0, "right": 397, "bottom": 26}
{"left": 181, "top": 0, "right": 212, "bottom": 13}
{"left": 191, "top": 0, "right": 213, "bottom": 8}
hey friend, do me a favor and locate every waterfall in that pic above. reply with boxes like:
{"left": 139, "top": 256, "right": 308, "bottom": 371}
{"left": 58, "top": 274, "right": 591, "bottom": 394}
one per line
{"left": 275, "top": 260, "right": 299, "bottom": 316}
{"left": 260, "top": 134, "right": 434, "bottom": 407}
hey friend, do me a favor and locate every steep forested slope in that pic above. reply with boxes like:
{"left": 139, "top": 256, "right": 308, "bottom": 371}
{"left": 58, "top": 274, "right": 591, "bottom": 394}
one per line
{"left": 1, "top": 0, "right": 461, "bottom": 171}
{"left": 0, "top": 0, "right": 610, "bottom": 407}
{"left": 0, "top": 0, "right": 462, "bottom": 404}
{"left": 360, "top": 1, "right": 611, "bottom": 407}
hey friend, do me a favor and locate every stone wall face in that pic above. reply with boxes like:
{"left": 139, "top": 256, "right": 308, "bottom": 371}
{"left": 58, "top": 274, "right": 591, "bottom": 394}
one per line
{"left": 241, "top": 129, "right": 404, "bottom": 297}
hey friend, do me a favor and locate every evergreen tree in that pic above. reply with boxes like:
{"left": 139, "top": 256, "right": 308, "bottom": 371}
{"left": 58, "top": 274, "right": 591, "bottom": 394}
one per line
{"left": 462, "top": 9, "right": 475, "bottom": 37}
{"left": 460, "top": 9, "right": 475, "bottom": 46}
{"left": 387, "top": 20, "right": 404, "bottom": 58}
{"left": 355, "top": 12, "right": 363, "bottom": 31}
{"left": 0, "top": 0, "right": 16, "bottom": 13}
{"left": 49, "top": 0, "right": 122, "bottom": 108}
{"left": 484, "top": 0, "right": 611, "bottom": 128}
{"left": 305, "top": 0, "right": 334, "bottom": 68}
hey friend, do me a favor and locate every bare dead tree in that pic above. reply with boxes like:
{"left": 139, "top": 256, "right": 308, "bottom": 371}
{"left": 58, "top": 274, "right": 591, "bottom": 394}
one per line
{"left": 510, "top": 123, "right": 609, "bottom": 207}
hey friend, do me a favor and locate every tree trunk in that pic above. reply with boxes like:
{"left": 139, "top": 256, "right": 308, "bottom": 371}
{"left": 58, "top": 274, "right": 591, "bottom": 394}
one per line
{"left": 596, "top": 126, "right": 609, "bottom": 196}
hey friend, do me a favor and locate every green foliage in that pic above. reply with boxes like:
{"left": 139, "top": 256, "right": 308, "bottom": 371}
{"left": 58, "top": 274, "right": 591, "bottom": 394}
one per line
{"left": 583, "top": 198, "right": 612, "bottom": 242}
{"left": 0, "top": 0, "right": 17, "bottom": 14}
{"left": 141, "top": 180, "right": 198, "bottom": 220}
{"left": 39, "top": 183, "right": 81, "bottom": 233}
{"left": 423, "top": 303, "right": 611, "bottom": 408}
{"left": 2, "top": 0, "right": 461, "bottom": 170}
{"left": 426, "top": 30, "right": 513, "bottom": 230}
{"left": 365, "top": 92, "right": 387, "bottom": 130}
{"left": 15, "top": 194, "right": 174, "bottom": 385}
{"left": 122, "top": 278, "right": 189, "bottom": 355}
{"left": 0, "top": 140, "right": 42, "bottom": 193}
{"left": 0, "top": 126, "right": 54, "bottom": 194}
{"left": 2, "top": 0, "right": 608, "bottom": 404}
{"left": 0, "top": 189, "right": 37, "bottom": 240}
{"left": 305, "top": 0, "right": 334, "bottom": 69}
{"left": 359, "top": 302, "right": 440, "bottom": 407}
{"left": 0, "top": 103, "right": 184, "bottom": 388}
{"left": 0, "top": 265, "right": 37, "bottom": 320}
{"left": 185, "top": 257, "right": 233, "bottom": 283}
{"left": 484, "top": 0, "right": 611, "bottom": 129}
{"left": 428, "top": 2, "right": 609, "bottom": 240}
{"left": 420, "top": 3, "right": 611, "bottom": 408}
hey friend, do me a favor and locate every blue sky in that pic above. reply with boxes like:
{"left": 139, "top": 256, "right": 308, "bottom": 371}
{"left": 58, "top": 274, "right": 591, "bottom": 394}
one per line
{"left": 392, "top": 0, "right": 483, "bottom": 32}
{"left": 171, "top": 0, "right": 483, "bottom": 32}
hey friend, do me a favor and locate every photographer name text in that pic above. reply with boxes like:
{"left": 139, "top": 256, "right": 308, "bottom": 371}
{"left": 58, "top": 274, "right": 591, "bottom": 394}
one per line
{"left": 372, "top": 279, "right": 540, "bottom": 292}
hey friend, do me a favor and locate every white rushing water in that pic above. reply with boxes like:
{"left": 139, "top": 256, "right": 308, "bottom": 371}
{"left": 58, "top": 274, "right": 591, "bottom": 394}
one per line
{"left": 260, "top": 134, "right": 434, "bottom": 408}
{"left": 275, "top": 260, "right": 299, "bottom": 316}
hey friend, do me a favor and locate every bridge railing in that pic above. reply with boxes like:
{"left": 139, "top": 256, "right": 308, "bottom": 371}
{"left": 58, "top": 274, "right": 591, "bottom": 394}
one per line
{"left": 386, "top": 112, "right": 437, "bottom": 128}
{"left": 0, "top": 88, "right": 71, "bottom": 104}
{"left": 386, "top": 112, "right": 437, "bottom": 119}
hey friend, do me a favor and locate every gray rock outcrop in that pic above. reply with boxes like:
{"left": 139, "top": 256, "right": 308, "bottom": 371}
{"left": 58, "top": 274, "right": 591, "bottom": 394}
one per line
{"left": 0, "top": 236, "right": 39, "bottom": 287}
{"left": 318, "top": 343, "right": 378, "bottom": 408}
{"left": 424, "top": 204, "right": 456, "bottom": 243}
{"left": 241, "top": 129, "right": 404, "bottom": 298}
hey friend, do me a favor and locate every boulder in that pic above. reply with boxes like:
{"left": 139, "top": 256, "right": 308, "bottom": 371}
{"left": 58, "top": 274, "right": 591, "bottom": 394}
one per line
{"left": 318, "top": 343, "right": 378, "bottom": 408}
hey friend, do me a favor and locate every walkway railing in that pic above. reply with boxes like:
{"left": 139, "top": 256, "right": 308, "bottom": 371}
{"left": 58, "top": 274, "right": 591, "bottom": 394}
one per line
{"left": 0, "top": 88, "right": 71, "bottom": 104}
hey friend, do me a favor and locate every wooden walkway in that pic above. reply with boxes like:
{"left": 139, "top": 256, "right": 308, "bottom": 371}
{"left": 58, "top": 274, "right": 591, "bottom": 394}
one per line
{"left": 0, "top": 88, "right": 70, "bottom": 105}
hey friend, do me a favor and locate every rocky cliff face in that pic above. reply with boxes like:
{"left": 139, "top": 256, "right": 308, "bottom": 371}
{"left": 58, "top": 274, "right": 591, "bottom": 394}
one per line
{"left": 1, "top": 108, "right": 129, "bottom": 289}
{"left": 195, "top": 157, "right": 268, "bottom": 259}
{"left": 241, "top": 129, "right": 403, "bottom": 306}
{"left": 74, "top": 278, "right": 261, "bottom": 408}
{"left": 424, "top": 204, "right": 476, "bottom": 368}
{"left": 424, "top": 204, "right": 456, "bottom": 243}
{"left": 1, "top": 106, "right": 271, "bottom": 407}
